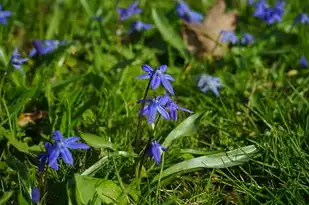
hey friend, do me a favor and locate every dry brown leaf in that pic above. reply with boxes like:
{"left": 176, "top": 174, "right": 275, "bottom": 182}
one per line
{"left": 182, "top": 0, "right": 237, "bottom": 58}
{"left": 17, "top": 111, "right": 48, "bottom": 127}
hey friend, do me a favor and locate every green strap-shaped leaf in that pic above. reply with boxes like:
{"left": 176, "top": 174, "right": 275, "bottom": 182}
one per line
{"left": 152, "top": 145, "right": 257, "bottom": 183}
{"left": 0, "top": 191, "right": 13, "bottom": 205}
{"left": 163, "top": 112, "right": 205, "bottom": 147}
{"left": 152, "top": 8, "right": 189, "bottom": 59}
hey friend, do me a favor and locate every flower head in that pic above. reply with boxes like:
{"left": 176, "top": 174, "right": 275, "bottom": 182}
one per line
{"left": 220, "top": 31, "right": 238, "bottom": 44}
{"left": 117, "top": 1, "right": 142, "bottom": 21}
{"left": 252, "top": 0, "right": 285, "bottom": 25}
{"left": 164, "top": 94, "right": 192, "bottom": 121}
{"left": 31, "top": 187, "right": 40, "bottom": 203}
{"left": 29, "top": 40, "right": 66, "bottom": 57}
{"left": 176, "top": 0, "right": 203, "bottom": 23}
{"left": 48, "top": 131, "right": 90, "bottom": 168}
{"left": 137, "top": 64, "right": 175, "bottom": 95}
{"left": 0, "top": 5, "right": 12, "bottom": 25}
{"left": 10, "top": 48, "right": 28, "bottom": 72}
{"left": 293, "top": 13, "right": 309, "bottom": 25}
{"left": 138, "top": 95, "right": 170, "bottom": 124}
{"left": 241, "top": 33, "right": 254, "bottom": 44}
{"left": 147, "top": 141, "right": 167, "bottom": 164}
{"left": 197, "top": 74, "right": 222, "bottom": 96}
{"left": 129, "top": 21, "right": 153, "bottom": 34}
{"left": 300, "top": 56, "right": 308, "bottom": 68}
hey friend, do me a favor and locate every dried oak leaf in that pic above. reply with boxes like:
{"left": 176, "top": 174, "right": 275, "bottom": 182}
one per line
{"left": 182, "top": 0, "right": 237, "bottom": 58}
{"left": 17, "top": 111, "right": 48, "bottom": 127}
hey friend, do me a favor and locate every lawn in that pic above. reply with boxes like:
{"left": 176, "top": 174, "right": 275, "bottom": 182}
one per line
{"left": 0, "top": 0, "right": 309, "bottom": 204}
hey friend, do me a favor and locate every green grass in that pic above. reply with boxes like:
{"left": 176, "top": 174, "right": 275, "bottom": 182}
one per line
{"left": 1, "top": 0, "right": 309, "bottom": 204}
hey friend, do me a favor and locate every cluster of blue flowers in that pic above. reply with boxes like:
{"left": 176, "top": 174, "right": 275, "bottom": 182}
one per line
{"left": 117, "top": 1, "right": 153, "bottom": 34}
{"left": 220, "top": 31, "right": 255, "bottom": 45}
{"left": 137, "top": 64, "right": 192, "bottom": 164}
{"left": 9, "top": 40, "right": 66, "bottom": 72}
{"left": 0, "top": 5, "right": 12, "bottom": 25}
{"left": 176, "top": 0, "right": 203, "bottom": 24}
{"left": 249, "top": 0, "right": 285, "bottom": 25}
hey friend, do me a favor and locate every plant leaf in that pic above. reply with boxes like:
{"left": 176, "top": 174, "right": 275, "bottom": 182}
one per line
{"left": 74, "top": 174, "right": 102, "bottom": 205}
{"left": 74, "top": 174, "right": 127, "bottom": 205}
{"left": 0, "top": 191, "right": 13, "bottom": 205}
{"left": 163, "top": 112, "right": 204, "bottom": 147}
{"left": 96, "top": 180, "right": 127, "bottom": 205}
{"left": 152, "top": 145, "right": 257, "bottom": 182}
{"left": 183, "top": 0, "right": 237, "bottom": 58}
{"left": 152, "top": 8, "right": 189, "bottom": 59}
{"left": 80, "top": 133, "right": 116, "bottom": 150}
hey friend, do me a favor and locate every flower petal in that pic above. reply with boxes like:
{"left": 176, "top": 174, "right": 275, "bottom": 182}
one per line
{"left": 158, "top": 65, "right": 167, "bottom": 72}
{"left": 151, "top": 74, "right": 161, "bottom": 90}
{"left": 164, "top": 74, "right": 175, "bottom": 81}
{"left": 157, "top": 106, "right": 170, "bottom": 120}
{"left": 148, "top": 103, "right": 157, "bottom": 123}
{"left": 161, "top": 76, "right": 175, "bottom": 95}
{"left": 136, "top": 73, "right": 150, "bottom": 79}
{"left": 51, "top": 130, "right": 63, "bottom": 141}
{"left": 66, "top": 142, "right": 90, "bottom": 150}
{"left": 48, "top": 147, "right": 60, "bottom": 167}
{"left": 60, "top": 147, "right": 73, "bottom": 166}
{"left": 64, "top": 137, "right": 80, "bottom": 144}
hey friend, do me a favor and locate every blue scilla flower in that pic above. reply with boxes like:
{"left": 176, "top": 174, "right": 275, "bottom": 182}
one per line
{"left": 138, "top": 95, "right": 170, "bottom": 124}
{"left": 10, "top": 48, "right": 28, "bottom": 72}
{"left": 31, "top": 187, "right": 40, "bottom": 203}
{"left": 300, "top": 56, "right": 308, "bottom": 68}
{"left": 252, "top": 0, "right": 285, "bottom": 25}
{"left": 220, "top": 31, "right": 238, "bottom": 44}
{"left": 293, "top": 13, "right": 309, "bottom": 25}
{"left": 148, "top": 141, "right": 167, "bottom": 164}
{"left": 176, "top": 0, "right": 203, "bottom": 23}
{"left": 38, "top": 142, "right": 59, "bottom": 171}
{"left": 48, "top": 131, "right": 90, "bottom": 168}
{"left": 137, "top": 64, "right": 175, "bottom": 95}
{"left": 117, "top": 1, "right": 142, "bottom": 21}
{"left": 241, "top": 33, "right": 254, "bottom": 45}
{"left": 197, "top": 74, "right": 222, "bottom": 96}
{"left": 164, "top": 94, "right": 192, "bottom": 121}
{"left": 129, "top": 21, "right": 153, "bottom": 34}
{"left": 29, "top": 40, "right": 66, "bottom": 57}
{"left": 0, "top": 4, "right": 12, "bottom": 25}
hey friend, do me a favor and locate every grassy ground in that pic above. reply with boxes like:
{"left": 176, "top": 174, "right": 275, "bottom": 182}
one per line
{"left": 1, "top": 0, "right": 309, "bottom": 204}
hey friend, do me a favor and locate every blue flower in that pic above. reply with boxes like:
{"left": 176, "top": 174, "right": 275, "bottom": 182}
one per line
{"left": 293, "top": 13, "right": 309, "bottom": 25}
{"left": 38, "top": 142, "right": 59, "bottom": 171}
{"left": 220, "top": 31, "right": 238, "bottom": 44}
{"left": 147, "top": 141, "right": 167, "bottom": 164}
{"left": 129, "top": 21, "right": 153, "bottom": 34}
{"left": 48, "top": 131, "right": 90, "bottom": 168}
{"left": 31, "top": 187, "right": 40, "bottom": 203}
{"left": 197, "top": 74, "right": 222, "bottom": 96}
{"left": 300, "top": 56, "right": 308, "bottom": 68}
{"left": 252, "top": 0, "right": 285, "bottom": 25}
{"left": 176, "top": 0, "right": 203, "bottom": 23}
{"left": 137, "top": 64, "right": 175, "bottom": 95}
{"left": 10, "top": 48, "right": 28, "bottom": 72}
{"left": 138, "top": 95, "right": 170, "bottom": 124}
{"left": 0, "top": 5, "right": 12, "bottom": 25}
{"left": 117, "top": 1, "right": 142, "bottom": 21}
{"left": 241, "top": 33, "right": 254, "bottom": 44}
{"left": 29, "top": 40, "right": 66, "bottom": 57}
{"left": 164, "top": 94, "right": 192, "bottom": 121}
